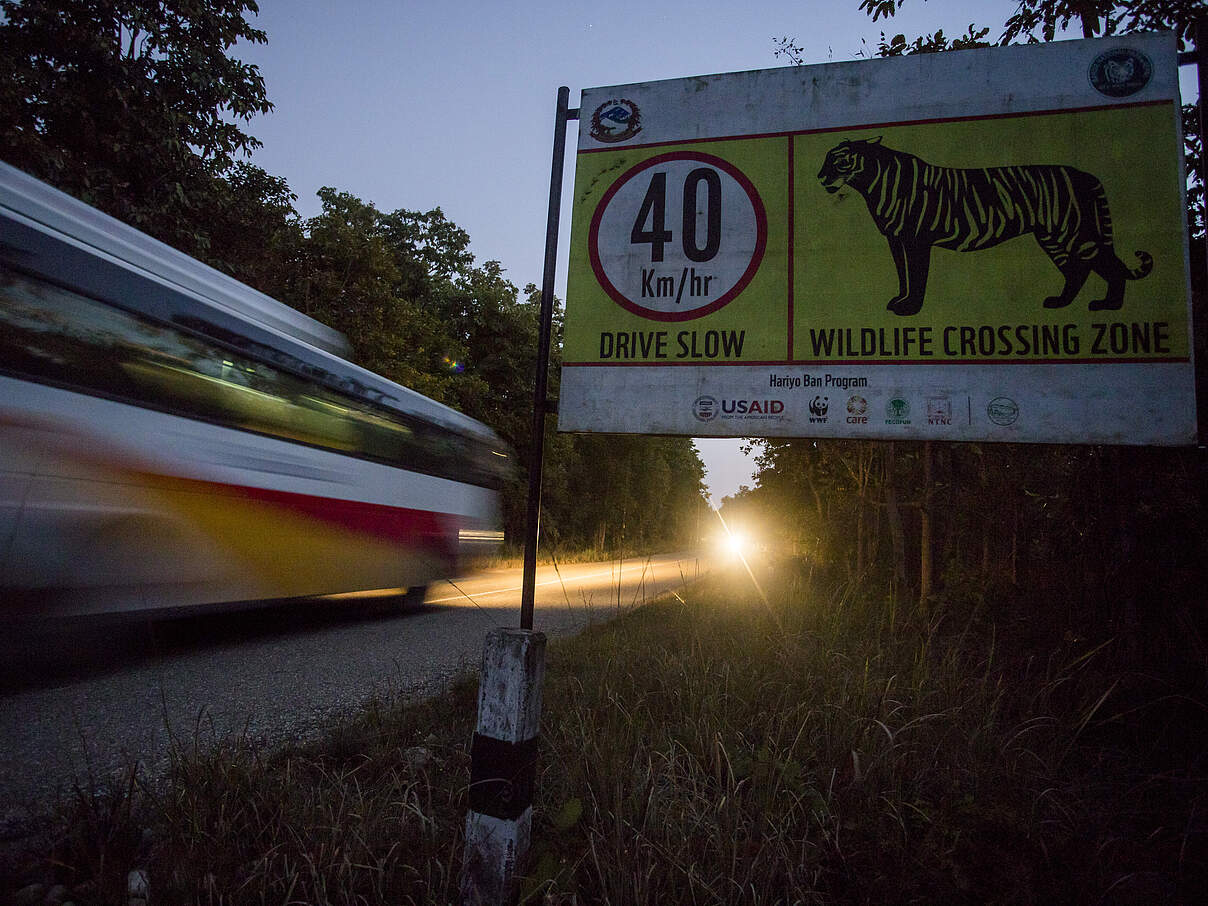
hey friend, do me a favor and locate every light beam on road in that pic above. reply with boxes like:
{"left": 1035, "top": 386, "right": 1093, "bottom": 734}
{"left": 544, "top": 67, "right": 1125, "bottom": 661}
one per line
{"left": 712, "top": 508, "right": 769, "bottom": 607}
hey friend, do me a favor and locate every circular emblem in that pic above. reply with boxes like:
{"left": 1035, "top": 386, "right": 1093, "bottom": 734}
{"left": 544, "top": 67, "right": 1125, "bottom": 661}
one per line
{"left": 847, "top": 395, "right": 867, "bottom": 415}
{"left": 589, "top": 151, "right": 768, "bottom": 322}
{"left": 590, "top": 99, "right": 642, "bottom": 144}
{"left": 987, "top": 397, "right": 1019, "bottom": 426}
{"left": 693, "top": 396, "right": 718, "bottom": 422}
{"left": 1088, "top": 48, "right": 1152, "bottom": 98}
{"left": 886, "top": 398, "right": 910, "bottom": 419}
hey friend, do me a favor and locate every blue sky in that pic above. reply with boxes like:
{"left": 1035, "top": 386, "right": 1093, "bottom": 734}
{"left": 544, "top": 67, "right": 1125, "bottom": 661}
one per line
{"left": 233, "top": 0, "right": 1193, "bottom": 501}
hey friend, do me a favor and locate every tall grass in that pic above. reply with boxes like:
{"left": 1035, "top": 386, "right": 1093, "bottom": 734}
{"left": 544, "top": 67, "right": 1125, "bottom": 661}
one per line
{"left": 464, "top": 544, "right": 667, "bottom": 572}
{"left": 5, "top": 558, "right": 1205, "bottom": 903}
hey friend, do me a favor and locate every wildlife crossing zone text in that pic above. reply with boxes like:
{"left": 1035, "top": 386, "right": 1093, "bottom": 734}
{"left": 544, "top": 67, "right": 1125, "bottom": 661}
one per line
{"left": 559, "top": 31, "right": 1195, "bottom": 445}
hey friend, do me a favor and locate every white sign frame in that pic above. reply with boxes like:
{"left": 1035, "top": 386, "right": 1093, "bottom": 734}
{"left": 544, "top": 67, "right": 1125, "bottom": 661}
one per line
{"left": 559, "top": 33, "right": 1196, "bottom": 446}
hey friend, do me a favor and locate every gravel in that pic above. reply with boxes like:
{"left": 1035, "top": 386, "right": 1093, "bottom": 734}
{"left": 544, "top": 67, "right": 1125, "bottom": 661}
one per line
{"left": 0, "top": 553, "right": 704, "bottom": 816}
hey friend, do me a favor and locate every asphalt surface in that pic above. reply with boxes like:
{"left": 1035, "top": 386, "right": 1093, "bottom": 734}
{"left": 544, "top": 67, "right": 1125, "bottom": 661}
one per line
{"left": 0, "top": 551, "right": 706, "bottom": 818}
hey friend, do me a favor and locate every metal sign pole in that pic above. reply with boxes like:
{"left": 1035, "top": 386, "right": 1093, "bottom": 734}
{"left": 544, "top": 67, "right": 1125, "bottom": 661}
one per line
{"left": 460, "top": 90, "right": 577, "bottom": 904}
{"left": 1199, "top": 19, "right": 1208, "bottom": 446}
{"left": 1180, "top": 21, "right": 1207, "bottom": 444}
{"left": 520, "top": 86, "right": 577, "bottom": 631}
{"left": 1197, "top": 19, "right": 1207, "bottom": 278}
{"left": 456, "top": 85, "right": 578, "bottom": 906}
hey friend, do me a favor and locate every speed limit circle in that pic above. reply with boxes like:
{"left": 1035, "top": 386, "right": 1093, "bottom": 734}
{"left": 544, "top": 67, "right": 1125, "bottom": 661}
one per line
{"left": 588, "top": 151, "right": 767, "bottom": 322}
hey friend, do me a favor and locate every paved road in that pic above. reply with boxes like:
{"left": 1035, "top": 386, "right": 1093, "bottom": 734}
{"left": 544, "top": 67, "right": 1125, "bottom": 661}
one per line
{"left": 0, "top": 551, "right": 706, "bottom": 815}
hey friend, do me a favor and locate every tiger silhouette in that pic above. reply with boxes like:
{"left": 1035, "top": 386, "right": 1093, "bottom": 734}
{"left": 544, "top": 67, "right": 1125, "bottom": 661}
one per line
{"left": 817, "top": 138, "right": 1153, "bottom": 316}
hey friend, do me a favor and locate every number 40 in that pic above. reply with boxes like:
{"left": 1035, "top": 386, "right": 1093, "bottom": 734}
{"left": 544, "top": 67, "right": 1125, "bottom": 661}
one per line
{"left": 630, "top": 168, "right": 721, "bottom": 263}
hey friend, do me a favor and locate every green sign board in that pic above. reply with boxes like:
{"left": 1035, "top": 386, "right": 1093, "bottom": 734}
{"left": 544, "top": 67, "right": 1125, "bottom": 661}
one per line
{"left": 560, "top": 33, "right": 1195, "bottom": 445}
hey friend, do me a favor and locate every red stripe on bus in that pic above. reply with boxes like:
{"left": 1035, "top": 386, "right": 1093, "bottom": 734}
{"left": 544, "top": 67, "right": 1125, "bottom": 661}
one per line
{"left": 232, "top": 484, "right": 460, "bottom": 559}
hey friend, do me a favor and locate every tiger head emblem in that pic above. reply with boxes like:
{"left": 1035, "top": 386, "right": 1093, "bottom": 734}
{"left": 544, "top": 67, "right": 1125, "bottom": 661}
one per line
{"left": 1102, "top": 58, "right": 1135, "bottom": 85}
{"left": 817, "top": 136, "right": 881, "bottom": 194}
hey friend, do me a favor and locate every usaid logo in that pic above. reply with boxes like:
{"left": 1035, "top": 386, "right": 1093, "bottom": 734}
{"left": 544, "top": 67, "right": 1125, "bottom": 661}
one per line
{"left": 721, "top": 399, "right": 784, "bottom": 415}
{"left": 693, "top": 396, "right": 785, "bottom": 421}
{"left": 693, "top": 396, "right": 718, "bottom": 422}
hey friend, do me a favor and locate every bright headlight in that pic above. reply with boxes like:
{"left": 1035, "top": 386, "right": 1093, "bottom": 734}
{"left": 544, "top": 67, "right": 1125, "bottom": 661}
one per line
{"left": 725, "top": 531, "right": 748, "bottom": 555}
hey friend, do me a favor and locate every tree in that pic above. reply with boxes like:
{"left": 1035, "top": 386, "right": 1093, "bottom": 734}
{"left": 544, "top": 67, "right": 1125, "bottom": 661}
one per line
{"left": 0, "top": 0, "right": 275, "bottom": 260}
{"left": 0, "top": 2, "right": 708, "bottom": 555}
{"left": 763, "top": 1, "right": 1208, "bottom": 610}
{"left": 197, "top": 161, "right": 303, "bottom": 295}
{"left": 281, "top": 188, "right": 489, "bottom": 405}
{"left": 856, "top": 0, "right": 1204, "bottom": 42}
{"left": 846, "top": 0, "right": 1206, "bottom": 242}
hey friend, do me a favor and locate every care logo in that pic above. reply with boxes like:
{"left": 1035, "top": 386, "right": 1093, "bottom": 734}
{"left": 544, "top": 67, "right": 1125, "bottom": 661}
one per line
{"left": 1088, "top": 48, "right": 1152, "bottom": 98}
{"left": 590, "top": 99, "right": 642, "bottom": 143}
{"left": 846, "top": 395, "right": 869, "bottom": 425}
{"left": 692, "top": 395, "right": 718, "bottom": 422}
{"left": 885, "top": 398, "right": 911, "bottom": 425}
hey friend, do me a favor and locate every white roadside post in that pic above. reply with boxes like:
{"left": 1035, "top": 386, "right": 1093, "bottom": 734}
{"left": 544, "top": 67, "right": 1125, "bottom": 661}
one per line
{"left": 459, "top": 87, "right": 573, "bottom": 905}
{"left": 459, "top": 628, "right": 546, "bottom": 905}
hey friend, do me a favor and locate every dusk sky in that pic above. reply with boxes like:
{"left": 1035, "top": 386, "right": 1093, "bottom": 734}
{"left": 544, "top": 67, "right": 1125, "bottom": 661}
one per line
{"left": 234, "top": 0, "right": 1194, "bottom": 501}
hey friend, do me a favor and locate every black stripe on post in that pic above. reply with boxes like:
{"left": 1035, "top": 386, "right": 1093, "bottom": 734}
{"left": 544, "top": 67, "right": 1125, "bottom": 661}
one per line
{"left": 460, "top": 627, "right": 548, "bottom": 904}
{"left": 468, "top": 733, "right": 539, "bottom": 820}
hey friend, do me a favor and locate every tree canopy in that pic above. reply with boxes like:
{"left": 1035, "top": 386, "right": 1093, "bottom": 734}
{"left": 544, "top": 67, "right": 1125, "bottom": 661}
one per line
{"left": 841, "top": 0, "right": 1206, "bottom": 237}
{"left": 0, "top": 0, "right": 280, "bottom": 258}
{"left": 754, "top": 0, "right": 1208, "bottom": 599}
{"left": 0, "top": 0, "right": 709, "bottom": 552}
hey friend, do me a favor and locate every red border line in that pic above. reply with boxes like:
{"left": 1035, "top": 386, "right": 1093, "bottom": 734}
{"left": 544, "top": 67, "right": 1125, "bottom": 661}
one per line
{"left": 576, "top": 99, "right": 1173, "bottom": 154}
{"left": 563, "top": 356, "right": 1192, "bottom": 367}
{"left": 565, "top": 359, "right": 790, "bottom": 367}
{"left": 786, "top": 134, "right": 795, "bottom": 362}
{"left": 586, "top": 150, "right": 768, "bottom": 323}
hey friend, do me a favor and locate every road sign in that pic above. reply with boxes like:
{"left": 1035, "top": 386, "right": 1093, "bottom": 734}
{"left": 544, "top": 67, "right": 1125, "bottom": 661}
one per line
{"left": 559, "top": 32, "right": 1196, "bottom": 445}
{"left": 589, "top": 151, "right": 767, "bottom": 321}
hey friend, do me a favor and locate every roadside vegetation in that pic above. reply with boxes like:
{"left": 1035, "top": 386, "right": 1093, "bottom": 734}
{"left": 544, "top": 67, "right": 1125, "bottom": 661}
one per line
{"left": 3, "top": 550, "right": 1204, "bottom": 904}
{"left": 465, "top": 543, "right": 697, "bottom": 572}
{"left": 3, "top": 1, "right": 1207, "bottom": 903}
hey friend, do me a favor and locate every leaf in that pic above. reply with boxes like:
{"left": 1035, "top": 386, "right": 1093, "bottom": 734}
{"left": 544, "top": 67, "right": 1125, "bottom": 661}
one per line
{"left": 551, "top": 797, "right": 583, "bottom": 831}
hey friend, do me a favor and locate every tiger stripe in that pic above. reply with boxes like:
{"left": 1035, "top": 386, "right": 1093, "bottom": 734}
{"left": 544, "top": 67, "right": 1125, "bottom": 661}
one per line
{"left": 817, "top": 138, "right": 1153, "bottom": 315}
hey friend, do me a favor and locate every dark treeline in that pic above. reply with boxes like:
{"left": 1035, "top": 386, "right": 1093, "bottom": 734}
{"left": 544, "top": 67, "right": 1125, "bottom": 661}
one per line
{"left": 725, "top": 439, "right": 1208, "bottom": 628}
{"left": 0, "top": 0, "right": 707, "bottom": 551}
{"left": 739, "top": 0, "right": 1208, "bottom": 614}
{"left": 723, "top": 1, "right": 1208, "bottom": 857}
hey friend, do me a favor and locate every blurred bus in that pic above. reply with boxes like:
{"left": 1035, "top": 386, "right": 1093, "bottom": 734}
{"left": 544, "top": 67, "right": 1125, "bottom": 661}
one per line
{"left": 0, "top": 161, "right": 508, "bottom": 620}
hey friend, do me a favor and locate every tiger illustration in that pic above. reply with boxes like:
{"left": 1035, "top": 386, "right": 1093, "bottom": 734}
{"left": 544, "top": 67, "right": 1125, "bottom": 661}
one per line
{"left": 817, "top": 138, "right": 1153, "bottom": 316}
